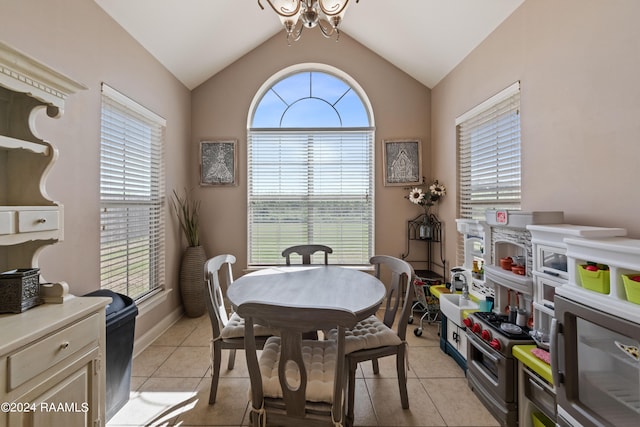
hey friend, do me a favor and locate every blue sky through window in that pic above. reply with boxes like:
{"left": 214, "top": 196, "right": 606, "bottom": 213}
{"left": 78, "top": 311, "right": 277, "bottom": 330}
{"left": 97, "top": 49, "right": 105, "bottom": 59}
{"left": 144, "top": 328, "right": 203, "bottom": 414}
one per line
{"left": 252, "top": 71, "right": 369, "bottom": 128}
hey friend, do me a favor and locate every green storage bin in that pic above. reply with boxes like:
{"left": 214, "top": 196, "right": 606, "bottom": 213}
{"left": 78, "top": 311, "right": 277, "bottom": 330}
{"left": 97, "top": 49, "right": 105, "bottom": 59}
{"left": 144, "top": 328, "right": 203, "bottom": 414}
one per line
{"left": 578, "top": 264, "right": 610, "bottom": 294}
{"left": 622, "top": 274, "right": 640, "bottom": 304}
{"left": 532, "top": 411, "right": 554, "bottom": 427}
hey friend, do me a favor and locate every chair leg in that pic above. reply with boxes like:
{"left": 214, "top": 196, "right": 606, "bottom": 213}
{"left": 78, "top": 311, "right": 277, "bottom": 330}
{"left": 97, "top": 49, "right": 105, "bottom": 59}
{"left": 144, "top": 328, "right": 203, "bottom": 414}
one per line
{"left": 250, "top": 405, "right": 262, "bottom": 427}
{"left": 396, "top": 347, "right": 409, "bottom": 409}
{"left": 227, "top": 348, "right": 237, "bottom": 370}
{"left": 346, "top": 358, "right": 357, "bottom": 427}
{"left": 209, "top": 340, "right": 222, "bottom": 404}
{"left": 371, "top": 357, "right": 380, "bottom": 374}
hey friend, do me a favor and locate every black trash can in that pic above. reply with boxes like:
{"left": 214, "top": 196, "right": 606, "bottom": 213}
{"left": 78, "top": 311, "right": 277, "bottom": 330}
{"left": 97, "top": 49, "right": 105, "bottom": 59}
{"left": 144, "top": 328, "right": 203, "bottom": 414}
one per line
{"left": 85, "top": 289, "right": 138, "bottom": 422}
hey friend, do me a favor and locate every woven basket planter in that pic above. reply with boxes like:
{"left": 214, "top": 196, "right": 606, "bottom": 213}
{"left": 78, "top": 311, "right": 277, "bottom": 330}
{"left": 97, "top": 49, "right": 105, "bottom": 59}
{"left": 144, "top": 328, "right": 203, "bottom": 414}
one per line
{"left": 180, "top": 245, "right": 207, "bottom": 317}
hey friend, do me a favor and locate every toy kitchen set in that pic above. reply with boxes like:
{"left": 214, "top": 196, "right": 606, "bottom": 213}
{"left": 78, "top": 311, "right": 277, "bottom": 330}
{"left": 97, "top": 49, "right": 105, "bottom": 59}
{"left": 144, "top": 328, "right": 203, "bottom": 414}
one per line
{"left": 450, "top": 210, "right": 639, "bottom": 427}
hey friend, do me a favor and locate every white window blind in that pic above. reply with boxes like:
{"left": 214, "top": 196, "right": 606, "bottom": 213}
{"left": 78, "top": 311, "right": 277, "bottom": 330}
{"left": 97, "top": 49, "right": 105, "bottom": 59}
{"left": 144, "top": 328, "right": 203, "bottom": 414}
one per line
{"left": 456, "top": 82, "right": 521, "bottom": 263}
{"left": 248, "top": 129, "right": 374, "bottom": 266}
{"left": 100, "top": 83, "right": 166, "bottom": 300}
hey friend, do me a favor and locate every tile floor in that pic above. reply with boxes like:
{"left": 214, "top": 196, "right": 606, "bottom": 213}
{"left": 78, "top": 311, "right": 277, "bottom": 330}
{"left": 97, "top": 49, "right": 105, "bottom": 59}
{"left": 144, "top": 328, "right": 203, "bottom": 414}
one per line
{"left": 107, "top": 311, "right": 500, "bottom": 427}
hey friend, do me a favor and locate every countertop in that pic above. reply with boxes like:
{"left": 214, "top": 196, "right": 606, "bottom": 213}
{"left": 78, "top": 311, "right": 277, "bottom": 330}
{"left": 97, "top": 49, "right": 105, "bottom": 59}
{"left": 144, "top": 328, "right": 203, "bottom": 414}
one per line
{"left": 430, "top": 285, "right": 452, "bottom": 299}
{"left": 512, "top": 344, "right": 554, "bottom": 384}
{"left": 0, "top": 295, "right": 111, "bottom": 355}
{"left": 430, "top": 285, "right": 480, "bottom": 319}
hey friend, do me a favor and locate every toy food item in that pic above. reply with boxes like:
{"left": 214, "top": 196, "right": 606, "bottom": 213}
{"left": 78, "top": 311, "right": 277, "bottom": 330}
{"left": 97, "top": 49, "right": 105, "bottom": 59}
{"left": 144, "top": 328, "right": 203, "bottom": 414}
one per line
{"left": 615, "top": 340, "right": 640, "bottom": 361}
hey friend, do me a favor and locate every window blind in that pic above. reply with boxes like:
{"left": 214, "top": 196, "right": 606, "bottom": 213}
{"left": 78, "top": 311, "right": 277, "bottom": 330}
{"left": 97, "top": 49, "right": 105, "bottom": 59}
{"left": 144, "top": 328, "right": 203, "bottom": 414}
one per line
{"left": 456, "top": 82, "right": 521, "bottom": 263}
{"left": 247, "top": 128, "right": 374, "bottom": 266}
{"left": 457, "top": 83, "right": 521, "bottom": 220}
{"left": 100, "top": 83, "right": 166, "bottom": 300}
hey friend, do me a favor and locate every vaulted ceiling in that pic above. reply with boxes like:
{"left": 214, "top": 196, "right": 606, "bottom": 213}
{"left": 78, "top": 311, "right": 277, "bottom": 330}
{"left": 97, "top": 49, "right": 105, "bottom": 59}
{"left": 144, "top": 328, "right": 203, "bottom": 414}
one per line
{"left": 95, "top": 0, "right": 524, "bottom": 90}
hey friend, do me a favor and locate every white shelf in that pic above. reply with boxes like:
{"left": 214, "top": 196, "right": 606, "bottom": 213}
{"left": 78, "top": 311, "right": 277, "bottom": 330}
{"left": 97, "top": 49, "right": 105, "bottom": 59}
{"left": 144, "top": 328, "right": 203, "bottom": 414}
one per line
{"left": 485, "top": 264, "right": 533, "bottom": 295}
{"left": 557, "top": 284, "right": 640, "bottom": 325}
{"left": 533, "top": 301, "right": 554, "bottom": 316}
{"left": 0, "top": 41, "right": 87, "bottom": 109}
{"left": 0, "top": 134, "right": 49, "bottom": 154}
{"left": 562, "top": 237, "right": 640, "bottom": 313}
{"left": 565, "top": 237, "right": 640, "bottom": 271}
{"left": 0, "top": 42, "right": 83, "bottom": 272}
{"left": 527, "top": 224, "right": 627, "bottom": 240}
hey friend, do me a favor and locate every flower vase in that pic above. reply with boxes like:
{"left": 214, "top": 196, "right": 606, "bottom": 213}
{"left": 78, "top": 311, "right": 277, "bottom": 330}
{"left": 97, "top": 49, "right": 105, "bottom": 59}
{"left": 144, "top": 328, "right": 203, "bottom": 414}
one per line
{"left": 179, "top": 245, "right": 207, "bottom": 317}
{"left": 419, "top": 214, "right": 433, "bottom": 240}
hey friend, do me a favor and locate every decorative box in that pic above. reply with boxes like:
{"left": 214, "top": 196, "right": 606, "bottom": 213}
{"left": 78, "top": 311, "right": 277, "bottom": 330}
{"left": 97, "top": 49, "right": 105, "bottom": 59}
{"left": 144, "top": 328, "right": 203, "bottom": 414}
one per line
{"left": 0, "top": 268, "right": 41, "bottom": 313}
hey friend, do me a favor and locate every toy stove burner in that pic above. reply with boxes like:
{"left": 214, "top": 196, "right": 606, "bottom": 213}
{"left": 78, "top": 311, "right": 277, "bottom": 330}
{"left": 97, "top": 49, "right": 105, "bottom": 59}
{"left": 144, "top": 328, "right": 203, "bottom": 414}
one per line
{"left": 501, "top": 322, "right": 523, "bottom": 334}
{"left": 472, "top": 312, "right": 532, "bottom": 340}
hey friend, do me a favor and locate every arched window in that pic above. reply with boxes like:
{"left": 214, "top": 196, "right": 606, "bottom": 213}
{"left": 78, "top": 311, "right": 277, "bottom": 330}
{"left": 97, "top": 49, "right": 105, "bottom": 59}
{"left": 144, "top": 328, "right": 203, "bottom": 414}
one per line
{"left": 248, "top": 65, "right": 374, "bottom": 265}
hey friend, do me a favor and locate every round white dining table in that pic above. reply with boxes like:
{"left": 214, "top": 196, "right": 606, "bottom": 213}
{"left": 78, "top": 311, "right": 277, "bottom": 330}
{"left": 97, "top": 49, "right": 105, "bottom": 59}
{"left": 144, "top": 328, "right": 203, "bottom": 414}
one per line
{"left": 227, "top": 266, "right": 386, "bottom": 321}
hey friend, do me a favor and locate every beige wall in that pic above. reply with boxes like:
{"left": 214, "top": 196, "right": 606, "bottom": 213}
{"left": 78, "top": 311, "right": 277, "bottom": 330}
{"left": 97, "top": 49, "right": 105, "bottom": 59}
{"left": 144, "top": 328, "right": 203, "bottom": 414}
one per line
{"left": 5, "top": 0, "right": 636, "bottom": 342}
{"left": 0, "top": 0, "right": 192, "bottom": 337}
{"left": 432, "top": 0, "right": 640, "bottom": 267}
{"left": 192, "top": 31, "right": 432, "bottom": 276}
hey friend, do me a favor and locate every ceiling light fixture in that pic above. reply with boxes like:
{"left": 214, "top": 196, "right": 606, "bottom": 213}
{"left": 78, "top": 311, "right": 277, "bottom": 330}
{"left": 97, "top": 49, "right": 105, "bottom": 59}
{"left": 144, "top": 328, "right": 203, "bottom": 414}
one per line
{"left": 258, "top": 0, "right": 359, "bottom": 44}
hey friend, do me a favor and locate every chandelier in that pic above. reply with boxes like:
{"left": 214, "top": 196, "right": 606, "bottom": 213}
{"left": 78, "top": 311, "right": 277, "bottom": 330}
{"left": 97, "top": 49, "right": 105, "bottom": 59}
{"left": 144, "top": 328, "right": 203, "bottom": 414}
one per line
{"left": 258, "top": 0, "right": 359, "bottom": 43}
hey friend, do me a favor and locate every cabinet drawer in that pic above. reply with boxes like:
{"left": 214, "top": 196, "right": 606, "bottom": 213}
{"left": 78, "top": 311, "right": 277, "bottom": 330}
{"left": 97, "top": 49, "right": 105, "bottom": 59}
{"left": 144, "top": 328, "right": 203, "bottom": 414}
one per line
{"left": 17, "top": 209, "right": 59, "bottom": 232}
{"left": 535, "top": 244, "right": 568, "bottom": 279}
{"left": 535, "top": 274, "right": 563, "bottom": 311}
{"left": 524, "top": 366, "right": 556, "bottom": 421}
{"left": 7, "top": 314, "right": 99, "bottom": 391}
{"left": 0, "top": 210, "right": 15, "bottom": 235}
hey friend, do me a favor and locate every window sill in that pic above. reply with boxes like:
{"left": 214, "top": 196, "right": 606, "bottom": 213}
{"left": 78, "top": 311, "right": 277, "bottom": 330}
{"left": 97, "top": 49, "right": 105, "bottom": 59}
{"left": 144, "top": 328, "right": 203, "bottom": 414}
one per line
{"left": 135, "top": 288, "right": 173, "bottom": 317}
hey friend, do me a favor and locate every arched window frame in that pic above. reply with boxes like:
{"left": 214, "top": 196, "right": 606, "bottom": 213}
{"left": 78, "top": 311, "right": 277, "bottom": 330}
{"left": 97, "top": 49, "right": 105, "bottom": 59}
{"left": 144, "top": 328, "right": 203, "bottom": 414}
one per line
{"left": 247, "top": 64, "right": 375, "bottom": 266}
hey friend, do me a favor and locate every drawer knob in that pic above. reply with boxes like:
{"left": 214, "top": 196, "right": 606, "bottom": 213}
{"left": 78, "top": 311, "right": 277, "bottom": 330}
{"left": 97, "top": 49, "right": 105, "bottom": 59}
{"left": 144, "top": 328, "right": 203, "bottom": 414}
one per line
{"left": 37, "top": 218, "right": 47, "bottom": 223}
{"left": 60, "top": 341, "right": 70, "bottom": 350}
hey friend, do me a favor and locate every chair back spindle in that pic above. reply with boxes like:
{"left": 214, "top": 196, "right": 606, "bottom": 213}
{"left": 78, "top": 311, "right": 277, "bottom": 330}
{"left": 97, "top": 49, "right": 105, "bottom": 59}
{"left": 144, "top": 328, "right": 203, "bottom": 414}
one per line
{"left": 281, "top": 244, "right": 333, "bottom": 265}
{"left": 239, "top": 302, "right": 356, "bottom": 426}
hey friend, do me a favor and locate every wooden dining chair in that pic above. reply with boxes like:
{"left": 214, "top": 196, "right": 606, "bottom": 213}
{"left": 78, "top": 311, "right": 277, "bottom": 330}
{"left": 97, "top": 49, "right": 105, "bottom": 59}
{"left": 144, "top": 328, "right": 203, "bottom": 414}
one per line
{"left": 329, "top": 255, "right": 414, "bottom": 427}
{"left": 239, "top": 301, "right": 357, "bottom": 427}
{"left": 203, "top": 254, "right": 275, "bottom": 404}
{"left": 281, "top": 244, "right": 333, "bottom": 265}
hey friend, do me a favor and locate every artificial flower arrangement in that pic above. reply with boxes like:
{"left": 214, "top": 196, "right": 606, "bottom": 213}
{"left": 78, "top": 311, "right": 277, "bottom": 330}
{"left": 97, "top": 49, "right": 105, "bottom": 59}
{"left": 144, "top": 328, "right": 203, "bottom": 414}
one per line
{"left": 407, "top": 180, "right": 446, "bottom": 239}
{"left": 407, "top": 179, "right": 446, "bottom": 215}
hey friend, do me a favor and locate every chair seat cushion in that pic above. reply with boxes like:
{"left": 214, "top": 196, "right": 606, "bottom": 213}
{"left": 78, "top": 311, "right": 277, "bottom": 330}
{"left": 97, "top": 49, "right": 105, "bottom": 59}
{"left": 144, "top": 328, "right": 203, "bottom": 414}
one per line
{"left": 328, "top": 315, "right": 402, "bottom": 354}
{"left": 221, "top": 312, "right": 275, "bottom": 339}
{"left": 257, "top": 336, "right": 337, "bottom": 403}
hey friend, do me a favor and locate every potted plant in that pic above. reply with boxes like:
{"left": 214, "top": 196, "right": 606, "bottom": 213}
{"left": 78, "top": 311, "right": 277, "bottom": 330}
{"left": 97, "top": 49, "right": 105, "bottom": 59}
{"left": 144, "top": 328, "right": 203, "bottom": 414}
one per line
{"left": 172, "top": 188, "right": 207, "bottom": 317}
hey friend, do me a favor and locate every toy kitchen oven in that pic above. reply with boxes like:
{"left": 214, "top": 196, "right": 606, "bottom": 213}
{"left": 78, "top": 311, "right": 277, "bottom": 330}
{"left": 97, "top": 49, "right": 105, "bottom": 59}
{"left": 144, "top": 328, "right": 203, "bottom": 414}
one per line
{"left": 464, "top": 210, "right": 564, "bottom": 427}
{"left": 552, "top": 235, "right": 640, "bottom": 427}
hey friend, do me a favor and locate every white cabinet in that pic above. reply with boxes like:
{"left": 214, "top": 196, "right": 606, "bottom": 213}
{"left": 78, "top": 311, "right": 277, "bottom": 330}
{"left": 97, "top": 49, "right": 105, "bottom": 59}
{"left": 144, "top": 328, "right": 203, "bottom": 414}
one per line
{"left": 456, "top": 219, "right": 488, "bottom": 280}
{"left": 456, "top": 219, "right": 496, "bottom": 300}
{"left": 446, "top": 318, "right": 468, "bottom": 360}
{"left": 0, "top": 296, "right": 110, "bottom": 427}
{"left": 559, "top": 236, "right": 640, "bottom": 323}
{"left": 526, "top": 224, "right": 626, "bottom": 333}
{"left": 0, "top": 41, "right": 85, "bottom": 270}
{"left": 0, "top": 42, "right": 102, "bottom": 426}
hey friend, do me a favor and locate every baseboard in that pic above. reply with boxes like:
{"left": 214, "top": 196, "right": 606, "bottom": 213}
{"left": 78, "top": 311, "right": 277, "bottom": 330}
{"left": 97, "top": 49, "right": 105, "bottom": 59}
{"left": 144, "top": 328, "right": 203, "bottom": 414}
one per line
{"left": 132, "top": 305, "right": 183, "bottom": 358}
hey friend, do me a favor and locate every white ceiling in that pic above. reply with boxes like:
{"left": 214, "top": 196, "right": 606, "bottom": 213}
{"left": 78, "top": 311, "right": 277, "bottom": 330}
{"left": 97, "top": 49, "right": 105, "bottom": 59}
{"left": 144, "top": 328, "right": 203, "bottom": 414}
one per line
{"left": 95, "top": 0, "right": 524, "bottom": 90}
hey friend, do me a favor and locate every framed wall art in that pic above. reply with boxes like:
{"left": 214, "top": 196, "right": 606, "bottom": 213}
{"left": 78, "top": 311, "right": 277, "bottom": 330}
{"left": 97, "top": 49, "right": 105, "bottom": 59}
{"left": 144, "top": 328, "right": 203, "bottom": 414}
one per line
{"left": 382, "top": 138, "right": 422, "bottom": 186}
{"left": 200, "top": 139, "right": 238, "bottom": 186}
